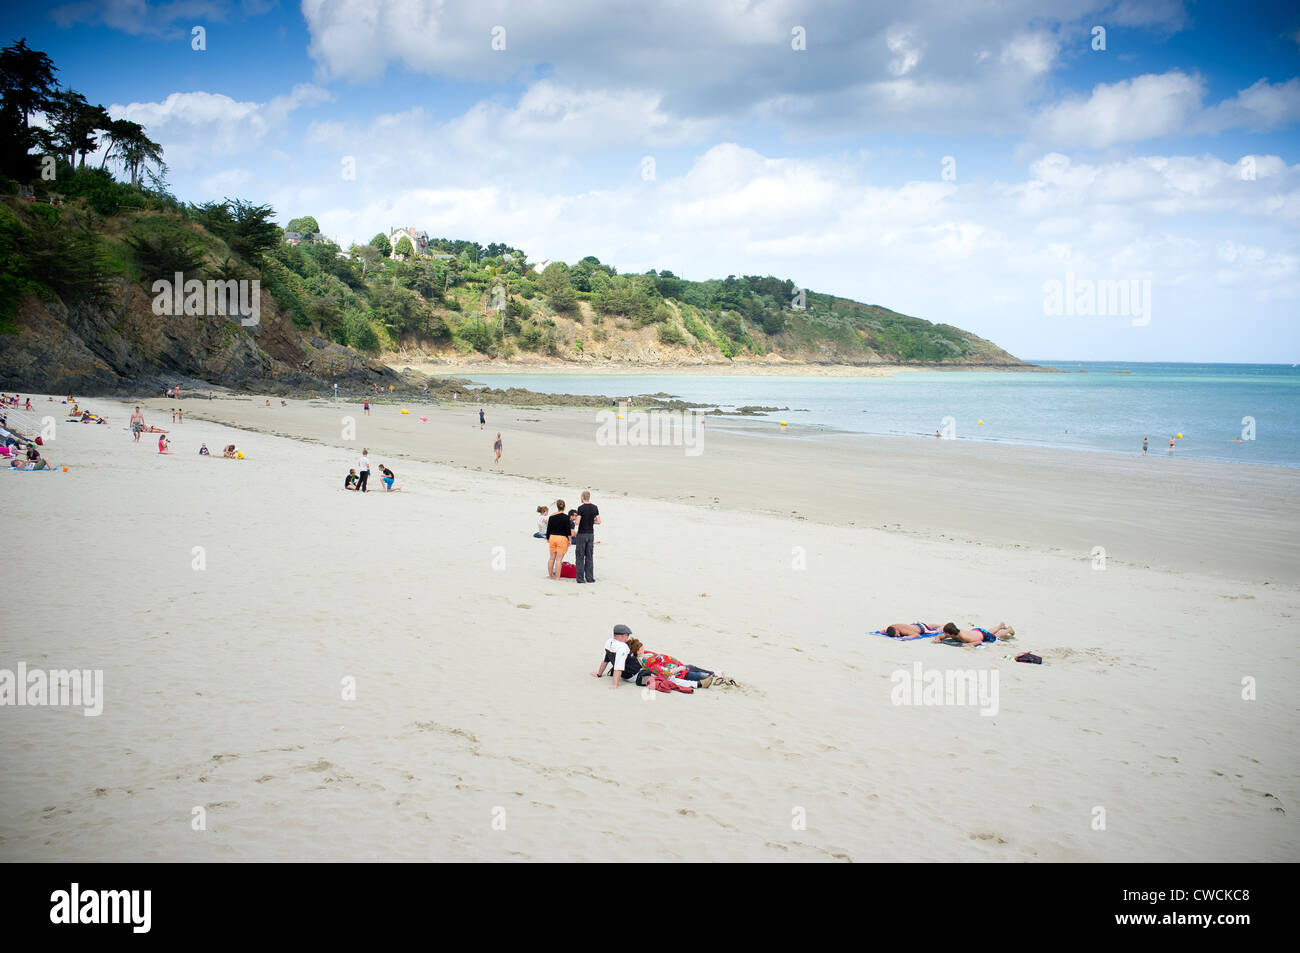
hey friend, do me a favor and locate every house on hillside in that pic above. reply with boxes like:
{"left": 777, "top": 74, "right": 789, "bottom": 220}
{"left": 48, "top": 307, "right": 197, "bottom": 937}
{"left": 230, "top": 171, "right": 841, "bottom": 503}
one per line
{"left": 388, "top": 226, "right": 429, "bottom": 258}
{"left": 284, "top": 231, "right": 324, "bottom": 247}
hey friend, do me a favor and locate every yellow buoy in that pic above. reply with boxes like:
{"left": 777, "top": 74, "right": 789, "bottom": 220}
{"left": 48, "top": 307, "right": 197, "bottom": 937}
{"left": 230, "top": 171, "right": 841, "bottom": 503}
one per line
{"left": 780, "top": 421, "right": 787, "bottom": 426}
{"left": 977, "top": 420, "right": 984, "bottom": 425}
{"left": 400, "top": 409, "right": 410, "bottom": 415}
{"left": 1177, "top": 433, "right": 1183, "bottom": 439}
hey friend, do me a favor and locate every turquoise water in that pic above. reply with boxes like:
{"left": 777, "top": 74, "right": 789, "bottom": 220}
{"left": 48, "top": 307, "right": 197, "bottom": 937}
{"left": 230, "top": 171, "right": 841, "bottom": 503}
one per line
{"left": 462, "top": 363, "right": 1300, "bottom": 468}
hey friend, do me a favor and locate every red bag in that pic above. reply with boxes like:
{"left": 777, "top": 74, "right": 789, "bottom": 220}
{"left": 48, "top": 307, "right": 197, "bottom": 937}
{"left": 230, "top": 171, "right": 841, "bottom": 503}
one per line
{"left": 560, "top": 562, "right": 577, "bottom": 578}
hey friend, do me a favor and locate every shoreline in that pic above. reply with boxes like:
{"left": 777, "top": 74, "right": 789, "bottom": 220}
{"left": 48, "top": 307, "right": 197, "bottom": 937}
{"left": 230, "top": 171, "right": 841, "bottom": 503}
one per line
{"left": 389, "top": 358, "right": 1047, "bottom": 377}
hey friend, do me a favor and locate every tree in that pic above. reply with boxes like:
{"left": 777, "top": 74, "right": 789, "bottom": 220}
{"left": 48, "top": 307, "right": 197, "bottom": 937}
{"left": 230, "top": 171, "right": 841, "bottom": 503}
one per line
{"left": 287, "top": 215, "right": 319, "bottom": 235}
{"left": 371, "top": 233, "right": 391, "bottom": 258}
{"left": 0, "top": 38, "right": 60, "bottom": 179}
{"left": 104, "top": 119, "right": 164, "bottom": 187}
{"left": 46, "top": 90, "right": 110, "bottom": 169}
{"left": 539, "top": 261, "right": 576, "bottom": 313}
{"left": 393, "top": 235, "right": 413, "bottom": 258}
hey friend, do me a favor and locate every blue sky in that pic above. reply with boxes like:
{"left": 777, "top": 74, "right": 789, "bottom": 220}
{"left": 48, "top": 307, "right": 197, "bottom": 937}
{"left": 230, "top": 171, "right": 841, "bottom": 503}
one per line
{"left": 4, "top": 0, "right": 1298, "bottom": 361}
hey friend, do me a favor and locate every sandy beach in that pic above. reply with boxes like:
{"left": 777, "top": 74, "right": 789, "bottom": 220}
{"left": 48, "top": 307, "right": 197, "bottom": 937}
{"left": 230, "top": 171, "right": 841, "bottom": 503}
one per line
{"left": 1, "top": 393, "right": 1296, "bottom": 862}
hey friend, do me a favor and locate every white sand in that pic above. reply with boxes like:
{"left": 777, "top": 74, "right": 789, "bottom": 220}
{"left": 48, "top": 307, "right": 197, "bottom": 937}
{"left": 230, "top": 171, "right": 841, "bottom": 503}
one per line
{"left": 1, "top": 394, "right": 1295, "bottom": 861}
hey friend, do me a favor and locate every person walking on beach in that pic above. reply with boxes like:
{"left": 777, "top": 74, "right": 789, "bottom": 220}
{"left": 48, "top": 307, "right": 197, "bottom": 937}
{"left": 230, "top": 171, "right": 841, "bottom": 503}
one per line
{"left": 356, "top": 448, "right": 372, "bottom": 492}
{"left": 574, "top": 490, "right": 600, "bottom": 584}
{"left": 494, "top": 432, "right": 503, "bottom": 467}
{"left": 130, "top": 406, "right": 145, "bottom": 442}
{"left": 363, "top": 399, "right": 370, "bottom": 416}
{"left": 546, "top": 500, "right": 572, "bottom": 579}
{"left": 479, "top": 408, "right": 486, "bottom": 430}
{"left": 1142, "top": 436, "right": 1148, "bottom": 456}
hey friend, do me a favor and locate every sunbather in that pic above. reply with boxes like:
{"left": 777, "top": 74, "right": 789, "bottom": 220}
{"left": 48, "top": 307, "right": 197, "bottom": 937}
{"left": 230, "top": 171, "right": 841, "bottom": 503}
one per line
{"left": 629, "top": 638, "right": 729, "bottom": 687}
{"left": 884, "top": 622, "right": 942, "bottom": 638}
{"left": 934, "top": 622, "right": 1014, "bottom": 645}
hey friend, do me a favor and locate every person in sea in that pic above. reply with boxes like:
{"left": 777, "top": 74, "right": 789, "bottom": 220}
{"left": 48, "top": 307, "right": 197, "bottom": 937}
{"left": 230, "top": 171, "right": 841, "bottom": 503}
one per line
{"left": 1142, "top": 436, "right": 1148, "bottom": 456}
{"left": 1168, "top": 436, "right": 1176, "bottom": 453}
{"left": 933, "top": 622, "right": 1014, "bottom": 645}
{"left": 884, "top": 622, "right": 942, "bottom": 638}
{"left": 380, "top": 464, "right": 397, "bottom": 491}
{"left": 493, "top": 432, "right": 503, "bottom": 467}
{"left": 199, "top": 443, "right": 210, "bottom": 456}
{"left": 344, "top": 468, "right": 359, "bottom": 490}
{"left": 629, "top": 639, "right": 727, "bottom": 688}
{"left": 546, "top": 499, "right": 572, "bottom": 579}
{"left": 534, "top": 505, "right": 549, "bottom": 539}
{"left": 591, "top": 624, "right": 642, "bottom": 690}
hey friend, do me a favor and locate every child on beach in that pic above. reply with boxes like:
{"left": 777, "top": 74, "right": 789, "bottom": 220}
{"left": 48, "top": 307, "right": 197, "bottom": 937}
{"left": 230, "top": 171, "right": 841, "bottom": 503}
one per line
{"left": 158, "top": 435, "right": 171, "bottom": 454}
{"left": 345, "top": 469, "right": 359, "bottom": 490}
{"left": 534, "top": 505, "right": 549, "bottom": 538}
{"left": 380, "top": 465, "right": 397, "bottom": 491}
{"left": 199, "top": 443, "right": 210, "bottom": 455}
{"left": 494, "top": 432, "right": 503, "bottom": 466}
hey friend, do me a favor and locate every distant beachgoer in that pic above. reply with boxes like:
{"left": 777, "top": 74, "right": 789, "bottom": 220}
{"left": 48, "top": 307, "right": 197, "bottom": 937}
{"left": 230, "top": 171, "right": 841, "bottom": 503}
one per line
{"left": 199, "top": 443, "right": 210, "bottom": 456}
{"left": 1168, "top": 436, "right": 1175, "bottom": 453}
{"left": 884, "top": 622, "right": 941, "bottom": 638}
{"left": 592, "top": 624, "right": 640, "bottom": 690}
{"left": 534, "top": 505, "right": 549, "bottom": 539}
{"left": 363, "top": 400, "right": 370, "bottom": 416}
{"left": 280, "top": 399, "right": 286, "bottom": 407}
{"left": 177, "top": 407, "right": 183, "bottom": 424}
{"left": 265, "top": 399, "right": 271, "bottom": 407}
{"left": 479, "top": 408, "right": 485, "bottom": 430}
{"left": 130, "top": 407, "right": 145, "bottom": 442}
{"left": 574, "top": 490, "right": 600, "bottom": 584}
{"left": 380, "top": 465, "right": 397, "bottom": 491}
{"left": 344, "top": 468, "right": 359, "bottom": 490}
{"left": 24, "top": 398, "right": 31, "bottom": 411}
{"left": 546, "top": 500, "right": 572, "bottom": 579}
{"left": 1142, "top": 437, "right": 1148, "bottom": 456}
{"left": 935, "top": 622, "right": 1014, "bottom": 645}
{"left": 224, "top": 444, "right": 237, "bottom": 458}
{"left": 170, "top": 408, "right": 176, "bottom": 423}
{"left": 357, "top": 449, "right": 371, "bottom": 492}
{"left": 493, "top": 432, "right": 502, "bottom": 466}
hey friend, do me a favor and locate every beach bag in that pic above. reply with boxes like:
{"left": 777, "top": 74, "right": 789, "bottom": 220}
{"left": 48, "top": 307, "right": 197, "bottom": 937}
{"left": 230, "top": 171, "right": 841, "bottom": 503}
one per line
{"left": 560, "top": 562, "right": 577, "bottom": 578}
{"left": 1015, "top": 652, "right": 1043, "bottom": 664}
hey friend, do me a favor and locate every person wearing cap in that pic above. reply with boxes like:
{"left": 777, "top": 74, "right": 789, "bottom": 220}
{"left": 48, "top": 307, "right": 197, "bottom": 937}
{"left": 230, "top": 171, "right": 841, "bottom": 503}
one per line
{"left": 591, "top": 624, "right": 642, "bottom": 690}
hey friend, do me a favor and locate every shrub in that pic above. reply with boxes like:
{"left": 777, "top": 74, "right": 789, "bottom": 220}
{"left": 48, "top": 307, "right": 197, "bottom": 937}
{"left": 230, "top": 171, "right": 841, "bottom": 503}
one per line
{"left": 657, "top": 323, "right": 687, "bottom": 345}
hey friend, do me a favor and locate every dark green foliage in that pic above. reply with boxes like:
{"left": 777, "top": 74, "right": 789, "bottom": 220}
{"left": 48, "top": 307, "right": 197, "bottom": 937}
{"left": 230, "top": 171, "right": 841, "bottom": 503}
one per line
{"left": 657, "top": 322, "right": 687, "bottom": 345}
{"left": 125, "top": 224, "right": 204, "bottom": 284}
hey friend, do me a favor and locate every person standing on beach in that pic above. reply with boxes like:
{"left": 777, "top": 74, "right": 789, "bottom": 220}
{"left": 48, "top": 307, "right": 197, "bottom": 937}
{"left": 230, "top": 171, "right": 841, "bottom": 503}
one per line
{"left": 494, "top": 432, "right": 503, "bottom": 467}
{"left": 356, "top": 448, "right": 372, "bottom": 492}
{"left": 363, "top": 399, "right": 370, "bottom": 416}
{"left": 574, "top": 490, "right": 600, "bottom": 584}
{"left": 546, "top": 500, "right": 571, "bottom": 579}
{"left": 1142, "top": 437, "right": 1148, "bottom": 455}
{"left": 479, "top": 408, "right": 486, "bottom": 430}
{"left": 129, "top": 406, "right": 145, "bottom": 442}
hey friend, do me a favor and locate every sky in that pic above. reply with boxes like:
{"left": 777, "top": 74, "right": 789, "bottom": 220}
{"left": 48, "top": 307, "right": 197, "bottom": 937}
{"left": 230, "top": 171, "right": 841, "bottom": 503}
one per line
{"left": 4, "top": 0, "right": 1298, "bottom": 362}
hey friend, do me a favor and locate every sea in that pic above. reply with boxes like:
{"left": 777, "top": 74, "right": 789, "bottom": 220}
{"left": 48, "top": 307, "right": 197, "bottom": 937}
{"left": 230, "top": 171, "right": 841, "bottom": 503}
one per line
{"left": 461, "top": 362, "right": 1300, "bottom": 468}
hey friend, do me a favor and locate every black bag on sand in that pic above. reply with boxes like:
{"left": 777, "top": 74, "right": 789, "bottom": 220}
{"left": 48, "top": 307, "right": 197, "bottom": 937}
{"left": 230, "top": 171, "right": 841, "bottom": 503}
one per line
{"left": 1015, "top": 652, "right": 1043, "bottom": 664}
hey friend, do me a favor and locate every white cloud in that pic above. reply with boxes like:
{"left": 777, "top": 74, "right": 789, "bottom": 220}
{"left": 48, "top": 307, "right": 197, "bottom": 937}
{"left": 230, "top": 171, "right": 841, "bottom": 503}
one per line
{"left": 1031, "top": 71, "right": 1205, "bottom": 148}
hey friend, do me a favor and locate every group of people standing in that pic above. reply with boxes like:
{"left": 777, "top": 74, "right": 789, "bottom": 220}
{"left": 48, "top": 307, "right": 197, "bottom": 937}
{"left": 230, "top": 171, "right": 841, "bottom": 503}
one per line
{"left": 536, "top": 492, "right": 600, "bottom": 582}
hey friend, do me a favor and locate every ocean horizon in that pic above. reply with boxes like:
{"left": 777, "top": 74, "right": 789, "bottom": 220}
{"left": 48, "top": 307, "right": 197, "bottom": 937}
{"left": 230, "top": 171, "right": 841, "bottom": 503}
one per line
{"left": 462, "top": 361, "right": 1300, "bottom": 468}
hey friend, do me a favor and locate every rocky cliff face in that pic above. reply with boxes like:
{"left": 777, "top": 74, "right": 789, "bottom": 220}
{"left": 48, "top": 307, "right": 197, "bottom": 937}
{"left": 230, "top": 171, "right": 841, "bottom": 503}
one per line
{"left": 0, "top": 279, "right": 409, "bottom": 396}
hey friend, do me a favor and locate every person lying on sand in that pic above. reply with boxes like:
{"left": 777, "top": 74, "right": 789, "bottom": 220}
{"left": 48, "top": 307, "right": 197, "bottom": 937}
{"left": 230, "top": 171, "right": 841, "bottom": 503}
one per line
{"left": 884, "top": 622, "right": 942, "bottom": 638}
{"left": 934, "top": 622, "right": 1014, "bottom": 645}
{"left": 223, "top": 445, "right": 237, "bottom": 458}
{"left": 629, "top": 638, "right": 732, "bottom": 688}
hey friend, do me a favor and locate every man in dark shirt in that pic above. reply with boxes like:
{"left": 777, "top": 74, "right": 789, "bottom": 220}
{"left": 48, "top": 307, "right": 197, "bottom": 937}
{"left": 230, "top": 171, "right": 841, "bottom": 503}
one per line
{"left": 574, "top": 490, "right": 600, "bottom": 583}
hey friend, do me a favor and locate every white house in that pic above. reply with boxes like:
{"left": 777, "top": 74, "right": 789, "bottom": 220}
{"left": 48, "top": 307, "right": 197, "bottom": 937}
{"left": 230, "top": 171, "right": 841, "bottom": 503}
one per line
{"left": 388, "top": 226, "right": 429, "bottom": 258}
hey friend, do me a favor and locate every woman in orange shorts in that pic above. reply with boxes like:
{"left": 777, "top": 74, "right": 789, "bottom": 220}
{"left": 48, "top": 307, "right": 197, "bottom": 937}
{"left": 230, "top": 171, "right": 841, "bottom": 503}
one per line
{"left": 545, "top": 499, "right": 572, "bottom": 579}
